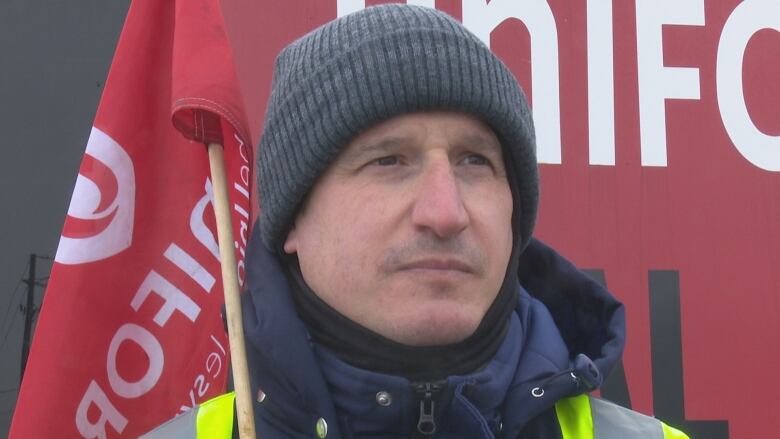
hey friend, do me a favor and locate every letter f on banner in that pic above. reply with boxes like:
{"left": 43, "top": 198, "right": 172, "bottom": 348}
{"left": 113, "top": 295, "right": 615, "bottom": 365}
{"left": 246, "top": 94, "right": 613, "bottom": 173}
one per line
{"left": 636, "top": 0, "right": 705, "bottom": 167}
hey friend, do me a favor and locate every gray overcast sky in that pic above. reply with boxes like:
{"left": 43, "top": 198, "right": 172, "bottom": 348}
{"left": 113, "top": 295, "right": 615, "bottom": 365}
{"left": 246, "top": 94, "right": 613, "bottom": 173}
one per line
{"left": 0, "top": 1, "right": 130, "bottom": 436}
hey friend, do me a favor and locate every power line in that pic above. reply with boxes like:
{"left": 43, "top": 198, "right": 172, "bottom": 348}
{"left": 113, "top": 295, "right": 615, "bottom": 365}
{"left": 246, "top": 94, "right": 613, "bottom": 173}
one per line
{"left": 0, "top": 283, "right": 28, "bottom": 356}
{"left": 0, "top": 286, "right": 23, "bottom": 347}
{"left": 0, "top": 260, "right": 29, "bottom": 335}
{"left": 0, "top": 255, "right": 52, "bottom": 389}
{"left": 0, "top": 310, "right": 21, "bottom": 356}
{"left": 0, "top": 255, "right": 51, "bottom": 356}
{"left": 20, "top": 254, "right": 38, "bottom": 382}
{"left": 0, "top": 256, "right": 44, "bottom": 358}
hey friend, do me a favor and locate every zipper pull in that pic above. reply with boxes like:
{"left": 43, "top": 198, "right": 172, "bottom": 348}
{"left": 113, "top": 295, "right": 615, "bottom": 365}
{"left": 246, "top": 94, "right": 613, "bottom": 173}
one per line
{"left": 412, "top": 381, "right": 446, "bottom": 436}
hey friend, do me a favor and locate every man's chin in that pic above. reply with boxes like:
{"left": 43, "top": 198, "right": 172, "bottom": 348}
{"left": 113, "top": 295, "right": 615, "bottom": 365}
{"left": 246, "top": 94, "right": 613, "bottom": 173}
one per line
{"left": 381, "top": 308, "right": 483, "bottom": 347}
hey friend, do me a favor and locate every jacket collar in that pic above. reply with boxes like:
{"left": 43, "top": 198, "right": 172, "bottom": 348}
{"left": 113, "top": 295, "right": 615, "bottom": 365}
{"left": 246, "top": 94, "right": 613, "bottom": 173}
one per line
{"left": 242, "top": 227, "right": 625, "bottom": 436}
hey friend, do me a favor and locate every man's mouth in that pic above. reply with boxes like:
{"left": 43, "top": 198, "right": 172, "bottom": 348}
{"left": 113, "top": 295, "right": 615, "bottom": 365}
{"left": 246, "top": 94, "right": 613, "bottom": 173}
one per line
{"left": 396, "top": 258, "right": 475, "bottom": 274}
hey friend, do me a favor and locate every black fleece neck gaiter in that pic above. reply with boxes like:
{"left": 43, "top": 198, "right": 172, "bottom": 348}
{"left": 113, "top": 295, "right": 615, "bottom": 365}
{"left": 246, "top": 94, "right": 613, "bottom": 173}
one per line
{"left": 285, "top": 249, "right": 519, "bottom": 382}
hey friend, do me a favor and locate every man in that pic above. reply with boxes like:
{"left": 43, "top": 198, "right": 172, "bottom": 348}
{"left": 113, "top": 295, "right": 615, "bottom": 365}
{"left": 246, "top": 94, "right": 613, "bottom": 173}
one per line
{"left": 145, "top": 4, "right": 688, "bottom": 438}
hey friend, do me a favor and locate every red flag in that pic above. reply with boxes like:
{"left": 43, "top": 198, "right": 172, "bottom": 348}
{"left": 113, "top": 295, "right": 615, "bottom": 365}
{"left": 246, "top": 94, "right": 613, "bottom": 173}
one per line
{"left": 9, "top": 0, "right": 253, "bottom": 437}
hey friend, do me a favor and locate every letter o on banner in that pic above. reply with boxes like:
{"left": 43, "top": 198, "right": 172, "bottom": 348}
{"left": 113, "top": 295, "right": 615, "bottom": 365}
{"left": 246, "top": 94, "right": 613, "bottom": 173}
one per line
{"left": 106, "top": 323, "right": 164, "bottom": 399}
{"left": 717, "top": 0, "right": 780, "bottom": 171}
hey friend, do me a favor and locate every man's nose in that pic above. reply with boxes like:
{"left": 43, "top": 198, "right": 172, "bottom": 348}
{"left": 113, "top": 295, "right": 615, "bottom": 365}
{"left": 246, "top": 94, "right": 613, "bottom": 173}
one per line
{"left": 411, "top": 159, "right": 469, "bottom": 238}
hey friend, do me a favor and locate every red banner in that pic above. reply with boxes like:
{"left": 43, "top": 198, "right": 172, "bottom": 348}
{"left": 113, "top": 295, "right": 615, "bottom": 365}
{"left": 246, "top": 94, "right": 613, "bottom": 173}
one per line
{"left": 9, "top": 0, "right": 252, "bottom": 437}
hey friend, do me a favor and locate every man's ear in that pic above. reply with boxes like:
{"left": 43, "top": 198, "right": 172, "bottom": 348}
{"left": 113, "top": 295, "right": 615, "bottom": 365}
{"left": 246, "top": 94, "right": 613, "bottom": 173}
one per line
{"left": 283, "top": 225, "right": 299, "bottom": 254}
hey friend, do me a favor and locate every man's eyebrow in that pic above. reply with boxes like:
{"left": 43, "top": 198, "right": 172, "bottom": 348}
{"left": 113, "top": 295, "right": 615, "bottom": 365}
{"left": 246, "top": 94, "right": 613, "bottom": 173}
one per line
{"left": 457, "top": 133, "right": 502, "bottom": 155}
{"left": 332, "top": 136, "right": 411, "bottom": 169}
{"left": 347, "top": 136, "right": 410, "bottom": 159}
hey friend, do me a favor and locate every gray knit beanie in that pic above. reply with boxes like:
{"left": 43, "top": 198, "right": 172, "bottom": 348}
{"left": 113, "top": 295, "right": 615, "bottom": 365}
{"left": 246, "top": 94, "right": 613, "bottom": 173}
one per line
{"left": 258, "top": 4, "right": 538, "bottom": 253}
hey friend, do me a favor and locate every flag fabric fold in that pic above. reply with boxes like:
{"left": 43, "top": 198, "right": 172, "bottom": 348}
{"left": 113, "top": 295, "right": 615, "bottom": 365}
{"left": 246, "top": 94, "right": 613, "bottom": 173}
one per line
{"left": 10, "top": 0, "right": 253, "bottom": 437}
{"left": 170, "top": 0, "right": 251, "bottom": 145}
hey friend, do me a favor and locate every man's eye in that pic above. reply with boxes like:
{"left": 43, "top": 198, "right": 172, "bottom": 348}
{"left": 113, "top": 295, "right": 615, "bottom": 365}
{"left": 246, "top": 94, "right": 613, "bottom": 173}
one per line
{"left": 462, "top": 154, "right": 490, "bottom": 166}
{"left": 373, "top": 156, "right": 400, "bottom": 166}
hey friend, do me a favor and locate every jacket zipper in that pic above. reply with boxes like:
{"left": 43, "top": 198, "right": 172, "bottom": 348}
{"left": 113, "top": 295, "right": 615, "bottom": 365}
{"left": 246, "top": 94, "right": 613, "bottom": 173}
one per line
{"left": 411, "top": 380, "right": 446, "bottom": 437}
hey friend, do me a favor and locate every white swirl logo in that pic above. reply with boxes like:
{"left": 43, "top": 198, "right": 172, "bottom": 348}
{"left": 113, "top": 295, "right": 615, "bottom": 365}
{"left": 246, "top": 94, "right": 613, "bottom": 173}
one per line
{"left": 55, "top": 127, "right": 135, "bottom": 264}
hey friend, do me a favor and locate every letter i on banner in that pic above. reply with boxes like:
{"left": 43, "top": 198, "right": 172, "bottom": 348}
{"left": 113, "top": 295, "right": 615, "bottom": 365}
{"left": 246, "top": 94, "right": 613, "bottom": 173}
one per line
{"left": 9, "top": 0, "right": 255, "bottom": 438}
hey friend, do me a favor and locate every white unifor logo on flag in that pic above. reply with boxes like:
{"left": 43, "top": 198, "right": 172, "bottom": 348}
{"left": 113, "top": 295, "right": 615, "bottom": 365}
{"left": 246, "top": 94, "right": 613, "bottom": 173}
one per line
{"left": 55, "top": 127, "right": 136, "bottom": 264}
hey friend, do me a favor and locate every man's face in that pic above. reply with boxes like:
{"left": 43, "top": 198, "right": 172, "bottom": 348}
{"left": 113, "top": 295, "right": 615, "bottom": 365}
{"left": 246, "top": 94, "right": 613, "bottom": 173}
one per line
{"left": 284, "top": 111, "right": 513, "bottom": 346}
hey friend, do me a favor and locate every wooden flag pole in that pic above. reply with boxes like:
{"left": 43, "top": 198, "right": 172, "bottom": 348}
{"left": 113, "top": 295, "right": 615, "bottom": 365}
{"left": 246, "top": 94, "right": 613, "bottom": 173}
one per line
{"left": 207, "top": 143, "right": 257, "bottom": 439}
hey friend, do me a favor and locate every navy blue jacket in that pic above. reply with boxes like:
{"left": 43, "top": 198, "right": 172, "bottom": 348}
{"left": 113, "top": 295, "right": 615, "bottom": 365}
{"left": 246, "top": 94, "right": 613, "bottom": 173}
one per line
{"left": 241, "top": 229, "right": 626, "bottom": 438}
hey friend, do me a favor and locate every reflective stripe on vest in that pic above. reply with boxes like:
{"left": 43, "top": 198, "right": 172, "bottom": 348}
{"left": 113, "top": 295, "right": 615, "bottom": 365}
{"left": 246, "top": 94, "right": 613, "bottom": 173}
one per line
{"left": 556, "top": 395, "right": 690, "bottom": 439}
{"left": 139, "top": 392, "right": 235, "bottom": 439}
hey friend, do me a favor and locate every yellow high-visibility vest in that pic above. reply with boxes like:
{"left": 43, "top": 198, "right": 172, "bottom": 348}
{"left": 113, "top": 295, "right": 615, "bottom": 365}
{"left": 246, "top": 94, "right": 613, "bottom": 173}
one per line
{"left": 140, "top": 392, "right": 235, "bottom": 439}
{"left": 141, "top": 391, "right": 689, "bottom": 439}
{"left": 556, "top": 394, "right": 689, "bottom": 439}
